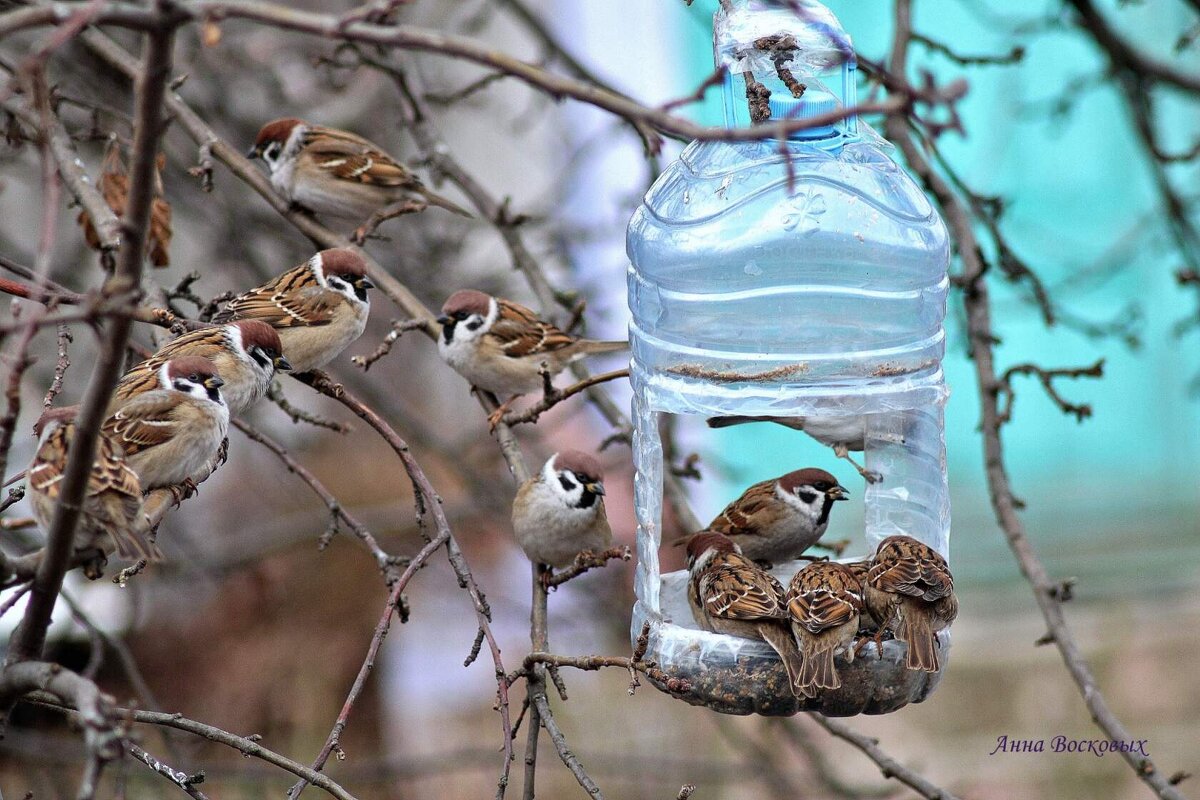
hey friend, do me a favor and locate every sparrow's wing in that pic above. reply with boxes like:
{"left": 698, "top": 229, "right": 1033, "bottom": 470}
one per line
{"left": 115, "top": 329, "right": 226, "bottom": 402}
{"left": 488, "top": 299, "right": 576, "bottom": 358}
{"left": 709, "top": 479, "right": 783, "bottom": 537}
{"left": 28, "top": 426, "right": 70, "bottom": 498}
{"left": 92, "top": 431, "right": 143, "bottom": 499}
{"left": 787, "top": 564, "right": 862, "bottom": 635}
{"left": 700, "top": 557, "right": 788, "bottom": 621}
{"left": 30, "top": 425, "right": 141, "bottom": 500}
{"left": 103, "top": 393, "right": 188, "bottom": 458}
{"left": 304, "top": 127, "right": 421, "bottom": 189}
{"left": 868, "top": 539, "right": 954, "bottom": 602}
{"left": 219, "top": 285, "right": 339, "bottom": 329}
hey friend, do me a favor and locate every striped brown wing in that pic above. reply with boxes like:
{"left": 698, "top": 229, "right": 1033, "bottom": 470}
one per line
{"left": 489, "top": 299, "right": 576, "bottom": 358}
{"left": 103, "top": 393, "right": 186, "bottom": 458}
{"left": 708, "top": 479, "right": 783, "bottom": 537}
{"left": 217, "top": 268, "right": 337, "bottom": 329}
{"left": 868, "top": 536, "right": 954, "bottom": 602}
{"left": 304, "top": 127, "right": 420, "bottom": 189}
{"left": 787, "top": 562, "right": 863, "bottom": 635}
{"left": 699, "top": 554, "right": 788, "bottom": 621}
{"left": 30, "top": 425, "right": 141, "bottom": 501}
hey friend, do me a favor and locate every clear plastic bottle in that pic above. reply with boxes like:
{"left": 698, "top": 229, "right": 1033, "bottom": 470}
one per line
{"left": 626, "top": 0, "right": 951, "bottom": 716}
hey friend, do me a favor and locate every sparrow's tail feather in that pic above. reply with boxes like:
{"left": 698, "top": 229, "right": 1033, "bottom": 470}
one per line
{"left": 706, "top": 415, "right": 780, "bottom": 429}
{"left": 421, "top": 189, "right": 473, "bottom": 218}
{"left": 759, "top": 623, "right": 806, "bottom": 698}
{"left": 109, "top": 526, "right": 164, "bottom": 564}
{"left": 896, "top": 612, "right": 939, "bottom": 672}
{"left": 799, "top": 638, "right": 841, "bottom": 696}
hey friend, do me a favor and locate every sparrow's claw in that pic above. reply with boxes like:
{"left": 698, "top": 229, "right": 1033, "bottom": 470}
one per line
{"left": 486, "top": 398, "right": 518, "bottom": 432}
{"left": 852, "top": 634, "right": 872, "bottom": 659}
{"left": 813, "top": 538, "right": 851, "bottom": 557}
{"left": 353, "top": 200, "right": 427, "bottom": 244}
{"left": 216, "top": 437, "right": 230, "bottom": 466}
{"left": 873, "top": 626, "right": 887, "bottom": 660}
{"left": 538, "top": 563, "right": 555, "bottom": 591}
{"left": 833, "top": 444, "right": 882, "bottom": 484}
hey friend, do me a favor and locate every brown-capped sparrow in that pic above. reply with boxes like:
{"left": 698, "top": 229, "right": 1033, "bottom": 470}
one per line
{"left": 213, "top": 248, "right": 373, "bottom": 374}
{"left": 103, "top": 356, "right": 230, "bottom": 492}
{"left": 687, "top": 531, "right": 804, "bottom": 696}
{"left": 113, "top": 320, "right": 291, "bottom": 416}
{"left": 436, "top": 289, "right": 627, "bottom": 422}
{"left": 785, "top": 561, "right": 864, "bottom": 697}
{"left": 863, "top": 535, "right": 958, "bottom": 672}
{"left": 28, "top": 408, "right": 160, "bottom": 565}
{"left": 685, "top": 468, "right": 848, "bottom": 565}
{"left": 248, "top": 118, "right": 471, "bottom": 237}
{"left": 707, "top": 415, "right": 884, "bottom": 483}
{"left": 511, "top": 451, "right": 612, "bottom": 569}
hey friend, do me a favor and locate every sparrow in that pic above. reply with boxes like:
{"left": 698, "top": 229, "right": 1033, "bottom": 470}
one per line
{"left": 103, "top": 356, "right": 230, "bottom": 492}
{"left": 706, "top": 416, "right": 886, "bottom": 483}
{"left": 436, "top": 289, "right": 627, "bottom": 423}
{"left": 213, "top": 248, "right": 373, "bottom": 373}
{"left": 785, "top": 561, "right": 864, "bottom": 697}
{"left": 511, "top": 450, "right": 612, "bottom": 569}
{"left": 686, "top": 531, "right": 804, "bottom": 696}
{"left": 247, "top": 117, "right": 471, "bottom": 237}
{"left": 113, "top": 320, "right": 291, "bottom": 416}
{"left": 27, "top": 408, "right": 160, "bottom": 566}
{"left": 684, "top": 468, "right": 849, "bottom": 565}
{"left": 863, "top": 535, "right": 958, "bottom": 672}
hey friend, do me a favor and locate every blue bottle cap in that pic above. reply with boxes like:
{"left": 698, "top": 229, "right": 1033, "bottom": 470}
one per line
{"left": 768, "top": 88, "right": 839, "bottom": 139}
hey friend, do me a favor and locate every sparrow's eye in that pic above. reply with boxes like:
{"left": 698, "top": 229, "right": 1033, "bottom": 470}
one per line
{"left": 813, "top": 481, "right": 831, "bottom": 492}
{"left": 453, "top": 311, "right": 469, "bottom": 321}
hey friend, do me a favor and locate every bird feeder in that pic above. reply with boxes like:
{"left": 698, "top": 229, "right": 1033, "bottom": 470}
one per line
{"left": 625, "top": 0, "right": 951, "bottom": 716}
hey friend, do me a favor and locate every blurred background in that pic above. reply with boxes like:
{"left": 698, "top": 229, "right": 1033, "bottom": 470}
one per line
{"left": 0, "top": 1, "right": 1197, "bottom": 798}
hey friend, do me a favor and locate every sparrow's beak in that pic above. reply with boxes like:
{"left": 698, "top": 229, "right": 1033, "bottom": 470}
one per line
{"left": 436, "top": 315, "right": 451, "bottom": 326}
{"left": 585, "top": 482, "right": 605, "bottom": 496}
{"left": 204, "top": 376, "right": 225, "bottom": 390}
{"left": 828, "top": 485, "right": 850, "bottom": 501}
{"left": 274, "top": 355, "right": 293, "bottom": 372}
{"left": 357, "top": 277, "right": 375, "bottom": 291}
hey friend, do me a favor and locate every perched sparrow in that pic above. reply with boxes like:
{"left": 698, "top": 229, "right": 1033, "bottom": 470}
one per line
{"left": 707, "top": 416, "right": 884, "bottom": 483}
{"left": 213, "top": 248, "right": 373, "bottom": 373}
{"left": 103, "top": 356, "right": 230, "bottom": 492}
{"left": 686, "top": 531, "right": 804, "bottom": 696}
{"left": 28, "top": 408, "right": 159, "bottom": 565}
{"left": 511, "top": 450, "right": 612, "bottom": 569}
{"left": 863, "top": 535, "right": 958, "bottom": 672}
{"left": 436, "top": 289, "right": 627, "bottom": 421}
{"left": 113, "top": 320, "right": 291, "bottom": 416}
{"left": 688, "top": 468, "right": 848, "bottom": 565}
{"left": 248, "top": 118, "right": 471, "bottom": 236}
{"left": 785, "top": 561, "right": 864, "bottom": 697}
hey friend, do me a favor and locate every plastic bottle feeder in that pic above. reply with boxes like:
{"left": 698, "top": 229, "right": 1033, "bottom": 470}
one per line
{"left": 625, "top": 0, "right": 952, "bottom": 716}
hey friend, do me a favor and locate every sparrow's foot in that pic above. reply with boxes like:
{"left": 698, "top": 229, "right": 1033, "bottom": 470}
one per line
{"left": 852, "top": 634, "right": 872, "bottom": 660}
{"left": 81, "top": 549, "right": 108, "bottom": 580}
{"left": 352, "top": 200, "right": 427, "bottom": 244}
{"left": 216, "top": 437, "right": 230, "bottom": 466}
{"left": 834, "top": 444, "right": 882, "bottom": 484}
{"left": 538, "top": 563, "right": 554, "bottom": 591}
{"left": 487, "top": 397, "right": 518, "bottom": 432}
{"left": 306, "top": 369, "right": 343, "bottom": 397}
{"left": 813, "top": 538, "right": 851, "bottom": 557}
{"left": 873, "top": 627, "right": 887, "bottom": 660}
